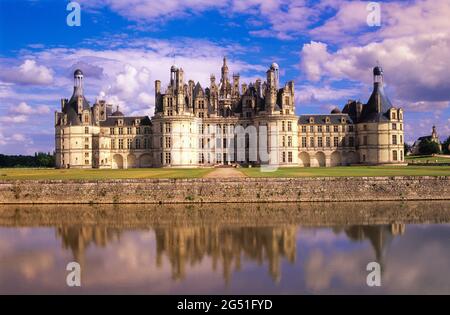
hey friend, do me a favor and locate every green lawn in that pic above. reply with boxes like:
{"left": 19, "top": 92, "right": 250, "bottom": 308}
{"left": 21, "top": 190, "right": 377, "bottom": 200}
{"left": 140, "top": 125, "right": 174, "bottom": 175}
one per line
{"left": 239, "top": 166, "right": 450, "bottom": 177}
{"left": 0, "top": 168, "right": 214, "bottom": 180}
{"left": 406, "top": 155, "right": 450, "bottom": 163}
{"left": 1, "top": 165, "right": 450, "bottom": 180}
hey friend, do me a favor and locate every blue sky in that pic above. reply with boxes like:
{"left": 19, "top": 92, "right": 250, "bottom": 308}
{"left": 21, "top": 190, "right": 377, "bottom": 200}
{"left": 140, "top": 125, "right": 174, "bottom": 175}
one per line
{"left": 0, "top": 0, "right": 449, "bottom": 154}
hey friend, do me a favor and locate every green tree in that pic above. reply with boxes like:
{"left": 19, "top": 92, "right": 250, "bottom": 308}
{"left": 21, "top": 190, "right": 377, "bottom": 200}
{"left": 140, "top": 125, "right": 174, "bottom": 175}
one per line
{"left": 418, "top": 139, "right": 441, "bottom": 155}
{"left": 404, "top": 143, "right": 412, "bottom": 155}
{"left": 443, "top": 136, "right": 450, "bottom": 154}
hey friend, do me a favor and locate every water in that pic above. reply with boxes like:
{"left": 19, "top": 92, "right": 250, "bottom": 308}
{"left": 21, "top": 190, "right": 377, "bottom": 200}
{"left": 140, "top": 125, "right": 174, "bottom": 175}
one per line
{"left": 1, "top": 201, "right": 450, "bottom": 294}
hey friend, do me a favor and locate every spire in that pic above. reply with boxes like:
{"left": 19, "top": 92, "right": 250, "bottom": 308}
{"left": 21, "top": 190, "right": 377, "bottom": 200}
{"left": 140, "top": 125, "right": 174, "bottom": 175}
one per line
{"left": 73, "top": 69, "right": 84, "bottom": 96}
{"left": 221, "top": 56, "right": 229, "bottom": 81}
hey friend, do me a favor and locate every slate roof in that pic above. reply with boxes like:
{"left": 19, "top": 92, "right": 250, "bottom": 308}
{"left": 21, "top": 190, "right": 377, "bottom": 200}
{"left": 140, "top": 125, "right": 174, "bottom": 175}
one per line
{"left": 359, "top": 82, "right": 393, "bottom": 123}
{"left": 298, "top": 114, "right": 353, "bottom": 125}
{"left": 99, "top": 116, "right": 152, "bottom": 127}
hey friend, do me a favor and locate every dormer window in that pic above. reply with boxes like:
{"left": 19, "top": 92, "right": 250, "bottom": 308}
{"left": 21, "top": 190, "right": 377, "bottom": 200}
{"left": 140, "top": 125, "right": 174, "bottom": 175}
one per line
{"left": 341, "top": 117, "right": 346, "bottom": 124}
{"left": 135, "top": 119, "right": 140, "bottom": 125}
{"left": 309, "top": 117, "right": 314, "bottom": 124}
{"left": 118, "top": 119, "right": 123, "bottom": 126}
{"left": 392, "top": 111, "right": 397, "bottom": 120}
{"left": 325, "top": 117, "right": 330, "bottom": 123}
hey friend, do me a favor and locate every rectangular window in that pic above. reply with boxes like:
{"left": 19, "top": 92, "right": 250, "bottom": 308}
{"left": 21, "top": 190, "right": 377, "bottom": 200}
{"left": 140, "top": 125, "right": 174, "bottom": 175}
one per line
{"left": 282, "top": 152, "right": 286, "bottom": 163}
{"left": 310, "top": 137, "right": 314, "bottom": 147}
{"left": 136, "top": 127, "right": 141, "bottom": 135}
{"left": 136, "top": 138, "right": 141, "bottom": 149}
{"left": 310, "top": 126, "right": 314, "bottom": 133}
{"left": 318, "top": 125, "right": 323, "bottom": 132}
{"left": 287, "top": 121, "right": 292, "bottom": 131}
{"left": 119, "top": 128, "right": 123, "bottom": 135}
{"left": 118, "top": 139, "right": 124, "bottom": 149}
{"left": 110, "top": 128, "right": 115, "bottom": 135}
{"left": 165, "top": 137, "right": 171, "bottom": 148}
{"left": 363, "top": 136, "right": 368, "bottom": 145}
{"left": 392, "top": 123, "right": 397, "bottom": 130}
{"left": 326, "top": 125, "right": 330, "bottom": 132}
{"left": 282, "top": 121, "right": 285, "bottom": 132}
{"left": 85, "top": 127, "right": 89, "bottom": 134}
{"left": 127, "top": 127, "right": 132, "bottom": 134}
{"left": 349, "top": 137, "right": 355, "bottom": 147}
{"left": 165, "top": 152, "right": 171, "bottom": 164}
{"left": 400, "top": 135, "right": 403, "bottom": 144}
{"left": 392, "top": 135, "right": 397, "bottom": 145}
{"left": 318, "top": 137, "right": 323, "bottom": 147}
{"left": 393, "top": 150, "right": 398, "bottom": 161}
{"left": 288, "top": 136, "right": 292, "bottom": 147}
{"left": 348, "top": 125, "right": 354, "bottom": 132}
{"left": 144, "top": 138, "right": 148, "bottom": 149}
{"left": 334, "top": 137, "right": 339, "bottom": 147}
{"left": 111, "top": 139, "right": 115, "bottom": 149}
{"left": 326, "top": 137, "right": 331, "bottom": 147}
{"left": 282, "top": 136, "right": 286, "bottom": 147}
{"left": 334, "top": 125, "right": 339, "bottom": 132}
{"left": 302, "top": 126, "right": 307, "bottom": 133}
{"left": 127, "top": 138, "right": 132, "bottom": 149}
{"left": 288, "top": 151, "right": 293, "bottom": 163}
{"left": 302, "top": 137, "right": 307, "bottom": 148}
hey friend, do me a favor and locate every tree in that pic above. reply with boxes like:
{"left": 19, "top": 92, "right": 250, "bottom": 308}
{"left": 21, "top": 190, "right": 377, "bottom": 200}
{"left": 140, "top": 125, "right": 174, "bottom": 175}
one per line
{"left": 418, "top": 139, "right": 441, "bottom": 155}
{"left": 443, "top": 136, "right": 450, "bottom": 154}
{"left": 404, "top": 143, "right": 412, "bottom": 155}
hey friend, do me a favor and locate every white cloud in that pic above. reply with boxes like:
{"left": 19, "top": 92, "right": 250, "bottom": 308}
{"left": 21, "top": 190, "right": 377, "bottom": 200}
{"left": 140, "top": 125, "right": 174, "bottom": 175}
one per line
{"left": 0, "top": 115, "right": 28, "bottom": 124}
{"left": 0, "top": 60, "right": 53, "bottom": 85}
{"left": 300, "top": 33, "right": 450, "bottom": 106}
{"left": 9, "top": 102, "right": 51, "bottom": 115}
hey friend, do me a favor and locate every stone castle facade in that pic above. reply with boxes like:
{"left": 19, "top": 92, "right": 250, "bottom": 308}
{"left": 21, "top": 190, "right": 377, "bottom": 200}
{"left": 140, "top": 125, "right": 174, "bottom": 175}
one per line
{"left": 55, "top": 59, "right": 405, "bottom": 168}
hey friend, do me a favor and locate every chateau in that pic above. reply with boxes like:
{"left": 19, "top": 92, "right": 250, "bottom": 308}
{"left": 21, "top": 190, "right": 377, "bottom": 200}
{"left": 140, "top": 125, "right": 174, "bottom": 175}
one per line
{"left": 55, "top": 59, "right": 405, "bottom": 168}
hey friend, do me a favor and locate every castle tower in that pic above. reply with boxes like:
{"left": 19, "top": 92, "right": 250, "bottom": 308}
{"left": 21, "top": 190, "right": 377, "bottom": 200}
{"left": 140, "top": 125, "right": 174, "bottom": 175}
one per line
{"left": 356, "top": 66, "right": 405, "bottom": 164}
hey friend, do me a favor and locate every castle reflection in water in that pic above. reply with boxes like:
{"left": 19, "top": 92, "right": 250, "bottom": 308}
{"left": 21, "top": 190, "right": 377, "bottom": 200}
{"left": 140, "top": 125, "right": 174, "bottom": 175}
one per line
{"left": 55, "top": 223, "right": 405, "bottom": 282}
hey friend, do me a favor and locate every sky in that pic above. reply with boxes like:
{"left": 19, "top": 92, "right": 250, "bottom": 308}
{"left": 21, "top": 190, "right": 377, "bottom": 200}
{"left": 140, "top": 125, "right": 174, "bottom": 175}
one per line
{"left": 0, "top": 0, "right": 449, "bottom": 155}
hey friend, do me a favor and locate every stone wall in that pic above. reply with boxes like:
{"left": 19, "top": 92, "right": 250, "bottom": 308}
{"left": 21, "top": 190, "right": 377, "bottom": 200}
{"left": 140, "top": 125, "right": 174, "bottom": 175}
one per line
{"left": 0, "top": 176, "right": 449, "bottom": 204}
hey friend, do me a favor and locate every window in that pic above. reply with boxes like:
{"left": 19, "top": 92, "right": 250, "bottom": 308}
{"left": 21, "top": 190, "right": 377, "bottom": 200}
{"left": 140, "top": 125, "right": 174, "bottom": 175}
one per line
{"left": 165, "top": 137, "right": 171, "bottom": 148}
{"left": 282, "top": 152, "right": 286, "bottom": 163}
{"left": 310, "top": 126, "right": 314, "bottom": 133}
{"left": 326, "top": 137, "right": 331, "bottom": 147}
{"left": 400, "top": 124, "right": 403, "bottom": 131}
{"left": 127, "top": 138, "right": 132, "bottom": 149}
{"left": 84, "top": 144, "right": 89, "bottom": 149}
{"left": 198, "top": 153, "right": 205, "bottom": 164}
{"left": 136, "top": 139, "right": 141, "bottom": 149}
{"left": 288, "top": 136, "right": 292, "bottom": 147}
{"left": 310, "top": 137, "right": 314, "bottom": 147}
{"left": 288, "top": 152, "right": 293, "bottom": 163}
{"left": 400, "top": 150, "right": 404, "bottom": 161}
{"left": 136, "top": 127, "right": 141, "bottom": 135}
{"left": 119, "top": 128, "right": 123, "bottom": 135}
{"left": 118, "top": 139, "right": 124, "bottom": 149}
{"left": 393, "top": 150, "right": 398, "bottom": 161}
{"left": 363, "top": 125, "right": 368, "bottom": 131}
{"left": 326, "top": 125, "right": 330, "bottom": 132}
{"left": 392, "top": 135, "right": 397, "bottom": 145}
{"left": 302, "top": 126, "right": 307, "bottom": 133}
{"left": 111, "top": 139, "right": 115, "bottom": 149}
{"left": 363, "top": 136, "right": 368, "bottom": 145}
{"left": 85, "top": 160, "right": 89, "bottom": 165}
{"left": 392, "top": 123, "right": 397, "bottom": 130}
{"left": 348, "top": 125, "right": 354, "bottom": 132}
{"left": 110, "top": 128, "right": 115, "bottom": 135}
{"left": 127, "top": 127, "right": 132, "bottom": 134}
{"left": 282, "top": 136, "right": 286, "bottom": 147}
{"left": 282, "top": 121, "right": 285, "bottom": 131}
{"left": 144, "top": 127, "right": 150, "bottom": 134}
{"left": 85, "top": 127, "right": 89, "bottom": 134}
{"left": 400, "top": 135, "right": 403, "bottom": 144}
{"left": 349, "top": 137, "right": 355, "bottom": 147}
{"left": 287, "top": 121, "right": 292, "bottom": 131}
{"left": 392, "top": 112, "right": 397, "bottom": 120}
{"left": 318, "top": 137, "right": 323, "bottom": 147}
{"left": 318, "top": 125, "right": 323, "bottom": 132}
{"left": 302, "top": 137, "right": 307, "bottom": 148}
{"left": 144, "top": 138, "right": 148, "bottom": 149}
{"left": 165, "top": 152, "right": 171, "bottom": 164}
{"left": 334, "top": 125, "right": 339, "bottom": 132}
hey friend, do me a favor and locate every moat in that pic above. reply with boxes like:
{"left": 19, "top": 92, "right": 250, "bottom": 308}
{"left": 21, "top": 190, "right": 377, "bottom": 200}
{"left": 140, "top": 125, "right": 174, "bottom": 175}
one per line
{"left": 1, "top": 201, "right": 450, "bottom": 294}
